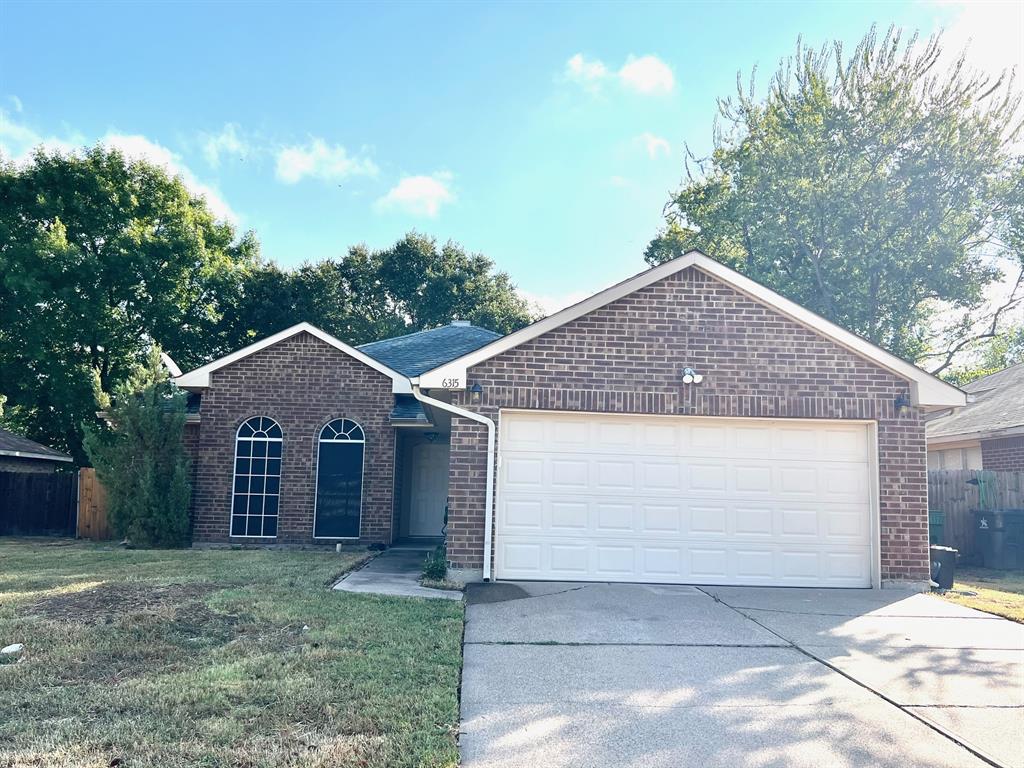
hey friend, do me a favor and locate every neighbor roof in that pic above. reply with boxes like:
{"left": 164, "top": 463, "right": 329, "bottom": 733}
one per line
{"left": 416, "top": 250, "right": 966, "bottom": 409}
{"left": 926, "top": 362, "right": 1024, "bottom": 442}
{"left": 0, "top": 427, "right": 73, "bottom": 463}
{"left": 359, "top": 322, "right": 503, "bottom": 378}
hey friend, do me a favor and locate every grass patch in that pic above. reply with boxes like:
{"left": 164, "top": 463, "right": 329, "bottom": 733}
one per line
{"left": 936, "top": 566, "right": 1024, "bottom": 623}
{"left": 0, "top": 539, "right": 463, "bottom": 767}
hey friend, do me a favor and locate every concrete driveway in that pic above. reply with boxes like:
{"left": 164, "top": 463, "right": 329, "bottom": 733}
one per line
{"left": 460, "top": 582, "right": 1023, "bottom": 768}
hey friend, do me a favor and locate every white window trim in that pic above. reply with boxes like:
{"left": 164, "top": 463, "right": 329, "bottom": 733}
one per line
{"left": 312, "top": 419, "right": 366, "bottom": 541}
{"left": 230, "top": 417, "right": 283, "bottom": 540}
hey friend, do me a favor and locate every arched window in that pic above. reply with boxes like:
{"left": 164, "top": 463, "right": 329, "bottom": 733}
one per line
{"left": 313, "top": 418, "right": 365, "bottom": 539}
{"left": 231, "top": 417, "right": 282, "bottom": 538}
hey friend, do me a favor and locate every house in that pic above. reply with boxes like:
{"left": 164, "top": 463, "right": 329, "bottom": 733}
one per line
{"left": 0, "top": 426, "right": 73, "bottom": 472}
{"left": 173, "top": 251, "right": 965, "bottom": 588}
{"left": 926, "top": 362, "right": 1024, "bottom": 472}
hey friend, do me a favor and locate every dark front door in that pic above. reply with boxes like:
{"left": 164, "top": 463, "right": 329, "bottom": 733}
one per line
{"left": 313, "top": 440, "right": 363, "bottom": 538}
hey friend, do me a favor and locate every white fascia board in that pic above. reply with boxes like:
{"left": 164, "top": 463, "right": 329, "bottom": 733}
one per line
{"left": 927, "top": 425, "right": 1024, "bottom": 445}
{"left": 0, "top": 450, "right": 73, "bottom": 462}
{"left": 419, "top": 251, "right": 966, "bottom": 408}
{"left": 174, "top": 322, "right": 412, "bottom": 394}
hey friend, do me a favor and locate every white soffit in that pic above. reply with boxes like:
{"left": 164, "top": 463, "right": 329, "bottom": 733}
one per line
{"left": 417, "top": 251, "right": 965, "bottom": 408}
{"left": 174, "top": 322, "right": 412, "bottom": 393}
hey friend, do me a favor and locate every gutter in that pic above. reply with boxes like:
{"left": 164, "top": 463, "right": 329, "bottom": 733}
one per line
{"left": 410, "top": 383, "right": 496, "bottom": 581}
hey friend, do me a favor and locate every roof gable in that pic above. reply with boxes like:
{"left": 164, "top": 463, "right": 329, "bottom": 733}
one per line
{"left": 174, "top": 323, "right": 411, "bottom": 393}
{"left": 416, "top": 251, "right": 965, "bottom": 409}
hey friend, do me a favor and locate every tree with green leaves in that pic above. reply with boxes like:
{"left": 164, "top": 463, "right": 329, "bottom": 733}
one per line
{"left": 83, "top": 348, "right": 191, "bottom": 547}
{"left": 0, "top": 146, "right": 257, "bottom": 462}
{"left": 216, "top": 232, "right": 536, "bottom": 349}
{"left": 648, "top": 27, "right": 1023, "bottom": 371}
{"left": 942, "top": 323, "right": 1024, "bottom": 385}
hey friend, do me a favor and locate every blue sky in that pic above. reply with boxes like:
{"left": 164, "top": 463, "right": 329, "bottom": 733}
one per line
{"left": 1, "top": 1, "right": 1020, "bottom": 313}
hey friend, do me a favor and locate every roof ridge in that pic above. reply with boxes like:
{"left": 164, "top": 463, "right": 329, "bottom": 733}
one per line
{"left": 359, "top": 322, "right": 500, "bottom": 350}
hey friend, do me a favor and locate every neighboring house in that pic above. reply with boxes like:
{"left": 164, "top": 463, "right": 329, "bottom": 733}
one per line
{"left": 0, "top": 426, "right": 73, "bottom": 472}
{"left": 174, "top": 251, "right": 965, "bottom": 588}
{"left": 926, "top": 362, "right": 1024, "bottom": 472}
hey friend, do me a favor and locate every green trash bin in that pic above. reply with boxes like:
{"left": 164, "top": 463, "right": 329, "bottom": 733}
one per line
{"left": 928, "top": 511, "right": 945, "bottom": 546}
{"left": 973, "top": 509, "right": 1024, "bottom": 569}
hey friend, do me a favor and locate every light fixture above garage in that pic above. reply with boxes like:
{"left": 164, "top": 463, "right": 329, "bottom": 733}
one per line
{"left": 681, "top": 367, "right": 704, "bottom": 385}
{"left": 470, "top": 381, "right": 483, "bottom": 403}
{"left": 894, "top": 391, "right": 912, "bottom": 416}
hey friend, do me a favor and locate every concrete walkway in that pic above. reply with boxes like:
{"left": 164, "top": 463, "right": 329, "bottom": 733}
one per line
{"left": 461, "top": 582, "right": 1023, "bottom": 768}
{"left": 333, "top": 545, "right": 462, "bottom": 600}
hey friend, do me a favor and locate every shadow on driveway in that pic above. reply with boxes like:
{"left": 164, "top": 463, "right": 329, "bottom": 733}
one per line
{"left": 460, "top": 583, "right": 1023, "bottom": 768}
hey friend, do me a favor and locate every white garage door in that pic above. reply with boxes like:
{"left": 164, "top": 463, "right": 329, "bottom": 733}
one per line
{"left": 495, "top": 411, "right": 874, "bottom": 588}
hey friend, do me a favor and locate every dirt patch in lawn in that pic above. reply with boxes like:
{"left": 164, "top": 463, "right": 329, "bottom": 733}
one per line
{"left": 26, "top": 581, "right": 223, "bottom": 622}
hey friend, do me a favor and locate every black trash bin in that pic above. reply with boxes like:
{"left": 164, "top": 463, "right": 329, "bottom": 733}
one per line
{"left": 930, "top": 545, "right": 957, "bottom": 590}
{"left": 972, "top": 509, "right": 1024, "bottom": 569}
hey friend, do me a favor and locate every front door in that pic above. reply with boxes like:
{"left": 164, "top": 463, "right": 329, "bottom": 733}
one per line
{"left": 408, "top": 442, "right": 450, "bottom": 536}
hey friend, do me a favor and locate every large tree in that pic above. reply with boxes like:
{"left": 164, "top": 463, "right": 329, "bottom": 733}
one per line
{"left": 647, "top": 27, "right": 1023, "bottom": 370}
{"left": 0, "top": 147, "right": 255, "bottom": 462}
{"left": 216, "top": 232, "right": 536, "bottom": 350}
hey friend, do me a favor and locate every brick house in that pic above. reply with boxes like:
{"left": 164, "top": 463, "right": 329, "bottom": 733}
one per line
{"left": 174, "top": 251, "right": 965, "bottom": 587}
{"left": 926, "top": 363, "right": 1024, "bottom": 472}
{"left": 0, "top": 426, "right": 73, "bottom": 473}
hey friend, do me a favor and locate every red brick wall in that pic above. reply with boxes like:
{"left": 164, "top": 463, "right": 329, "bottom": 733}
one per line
{"left": 446, "top": 266, "right": 929, "bottom": 582}
{"left": 981, "top": 436, "right": 1024, "bottom": 472}
{"left": 190, "top": 332, "right": 395, "bottom": 545}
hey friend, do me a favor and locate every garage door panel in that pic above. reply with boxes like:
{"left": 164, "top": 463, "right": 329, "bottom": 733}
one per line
{"left": 496, "top": 412, "right": 873, "bottom": 587}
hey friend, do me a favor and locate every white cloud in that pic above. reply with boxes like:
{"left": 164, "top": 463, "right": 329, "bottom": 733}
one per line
{"left": 375, "top": 172, "right": 455, "bottom": 218}
{"left": 201, "top": 123, "right": 248, "bottom": 167}
{"left": 563, "top": 53, "right": 676, "bottom": 95}
{"left": 519, "top": 288, "right": 594, "bottom": 317}
{"left": 8, "top": 95, "right": 22, "bottom": 113}
{"left": 618, "top": 55, "right": 675, "bottom": 94}
{"left": 101, "top": 132, "right": 239, "bottom": 223}
{"left": 275, "top": 138, "right": 378, "bottom": 184}
{"left": 0, "top": 110, "right": 82, "bottom": 161}
{"left": 637, "top": 131, "right": 671, "bottom": 158}
{"left": 564, "top": 53, "right": 608, "bottom": 91}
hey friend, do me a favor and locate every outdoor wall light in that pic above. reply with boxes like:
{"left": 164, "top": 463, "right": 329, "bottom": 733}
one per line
{"left": 894, "top": 391, "right": 912, "bottom": 416}
{"left": 681, "top": 367, "right": 704, "bottom": 385}
{"left": 469, "top": 381, "right": 483, "bottom": 403}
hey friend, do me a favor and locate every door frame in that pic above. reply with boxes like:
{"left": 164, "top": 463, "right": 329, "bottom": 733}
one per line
{"left": 494, "top": 408, "right": 882, "bottom": 588}
{"left": 312, "top": 421, "right": 366, "bottom": 541}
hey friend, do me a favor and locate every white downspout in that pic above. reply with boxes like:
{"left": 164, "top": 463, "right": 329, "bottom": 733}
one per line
{"left": 411, "top": 383, "right": 496, "bottom": 581}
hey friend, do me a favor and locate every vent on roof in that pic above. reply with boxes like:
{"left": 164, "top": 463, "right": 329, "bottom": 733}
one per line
{"left": 450, "top": 320, "right": 471, "bottom": 326}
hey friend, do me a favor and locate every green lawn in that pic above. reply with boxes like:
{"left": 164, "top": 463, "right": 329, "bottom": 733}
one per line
{"left": 937, "top": 566, "right": 1024, "bottom": 623}
{"left": 0, "top": 539, "right": 463, "bottom": 768}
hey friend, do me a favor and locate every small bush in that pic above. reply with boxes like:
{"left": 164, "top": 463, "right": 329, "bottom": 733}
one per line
{"left": 422, "top": 545, "right": 448, "bottom": 581}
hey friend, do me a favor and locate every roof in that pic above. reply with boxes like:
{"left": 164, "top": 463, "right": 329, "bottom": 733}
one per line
{"left": 416, "top": 251, "right": 966, "bottom": 409}
{"left": 0, "top": 427, "right": 73, "bottom": 463}
{"left": 359, "top": 322, "right": 503, "bottom": 377}
{"left": 926, "top": 362, "right": 1024, "bottom": 443}
{"left": 174, "top": 322, "right": 412, "bottom": 393}
{"left": 390, "top": 394, "right": 432, "bottom": 425}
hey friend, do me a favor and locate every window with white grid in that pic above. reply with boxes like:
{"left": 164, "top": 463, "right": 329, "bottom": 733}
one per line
{"left": 231, "top": 416, "right": 283, "bottom": 538}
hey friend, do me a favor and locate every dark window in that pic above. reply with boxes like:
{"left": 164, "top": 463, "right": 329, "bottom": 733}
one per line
{"left": 231, "top": 417, "right": 283, "bottom": 538}
{"left": 313, "top": 419, "right": 365, "bottom": 539}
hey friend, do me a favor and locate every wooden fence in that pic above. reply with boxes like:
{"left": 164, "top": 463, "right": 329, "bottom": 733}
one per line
{"left": 928, "top": 470, "right": 1024, "bottom": 559}
{"left": 77, "top": 468, "right": 111, "bottom": 540}
{"left": 0, "top": 470, "right": 78, "bottom": 536}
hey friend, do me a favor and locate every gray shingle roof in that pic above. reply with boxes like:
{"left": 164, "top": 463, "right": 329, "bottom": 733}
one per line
{"left": 926, "top": 362, "right": 1024, "bottom": 440}
{"left": 390, "top": 394, "right": 430, "bottom": 424}
{"left": 359, "top": 322, "right": 503, "bottom": 378}
{"left": 0, "top": 426, "right": 73, "bottom": 462}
